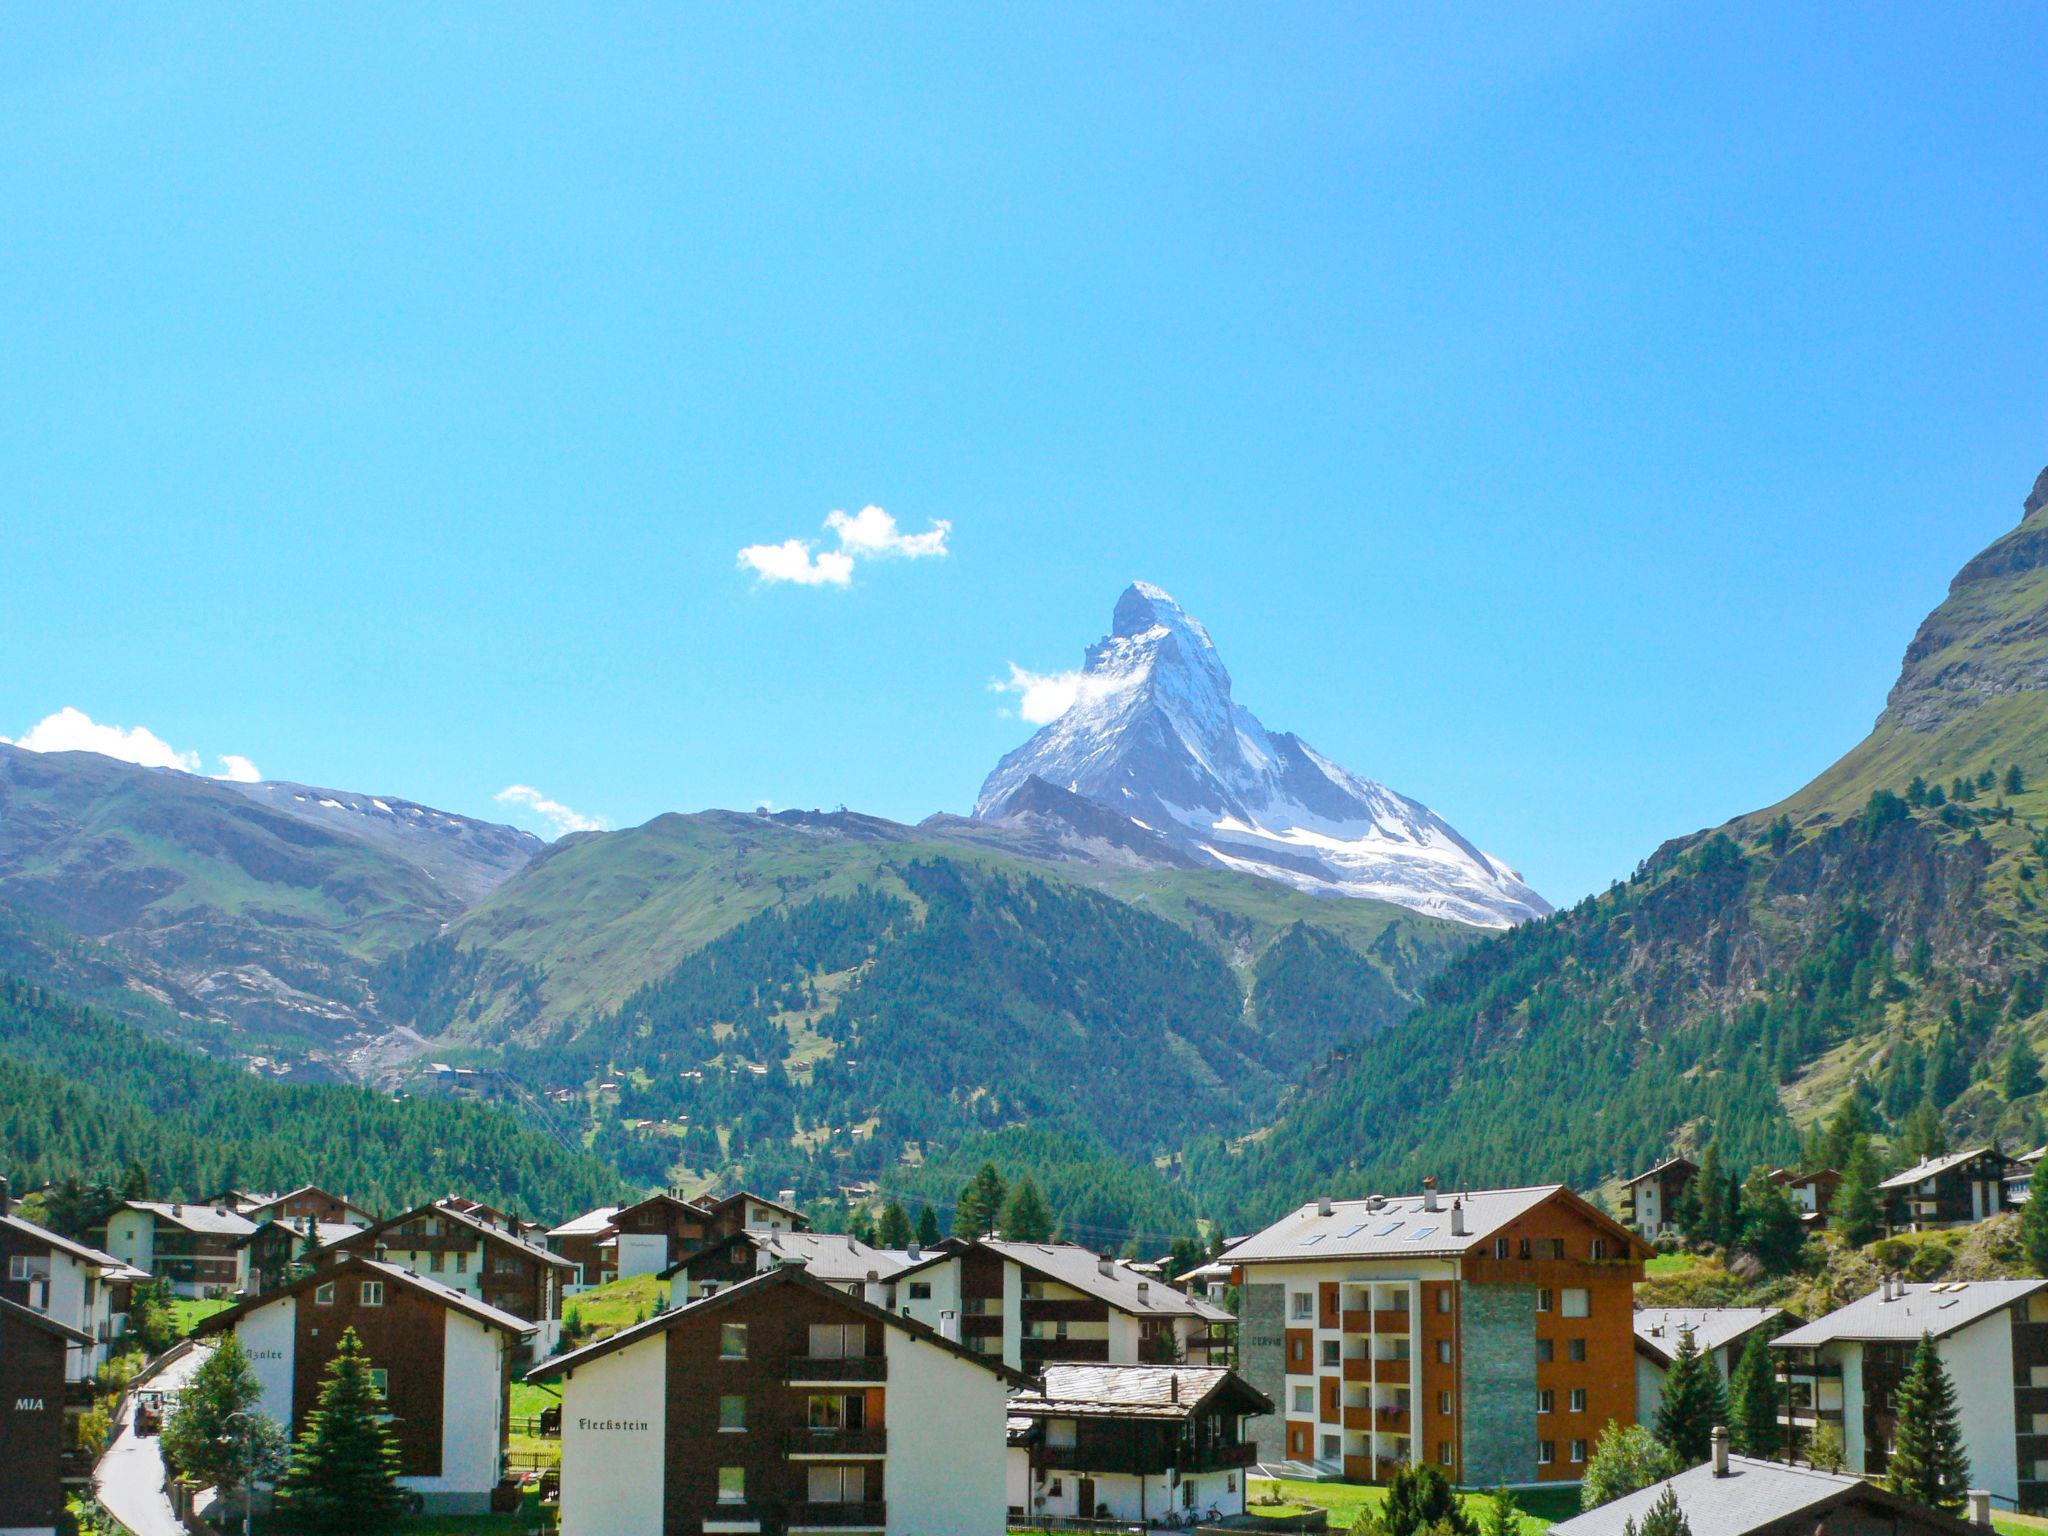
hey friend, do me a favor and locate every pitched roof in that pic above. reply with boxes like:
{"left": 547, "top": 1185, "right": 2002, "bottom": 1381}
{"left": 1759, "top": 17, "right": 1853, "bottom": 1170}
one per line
{"left": 1, "top": 1210, "right": 128, "bottom": 1272}
{"left": 1548, "top": 1454, "right": 1979, "bottom": 1536}
{"left": 0, "top": 1294, "right": 94, "bottom": 1345}
{"left": 1625, "top": 1156, "right": 1699, "bottom": 1185}
{"left": 547, "top": 1206, "right": 622, "bottom": 1240}
{"left": 236, "top": 1218, "right": 366, "bottom": 1251}
{"left": 243, "top": 1185, "right": 375, "bottom": 1222}
{"left": 1876, "top": 1145, "right": 2013, "bottom": 1190}
{"left": 1633, "top": 1308, "right": 1788, "bottom": 1367}
{"left": 344, "top": 1199, "right": 575, "bottom": 1269}
{"left": 191, "top": 1253, "right": 537, "bottom": 1338}
{"left": 708, "top": 1189, "right": 809, "bottom": 1224}
{"left": 983, "top": 1241, "right": 1234, "bottom": 1321}
{"left": 750, "top": 1231, "right": 913, "bottom": 1283}
{"left": 613, "top": 1192, "right": 714, "bottom": 1225}
{"left": 1009, "top": 1364, "right": 1273, "bottom": 1422}
{"left": 121, "top": 1200, "right": 258, "bottom": 1237}
{"left": 1772, "top": 1279, "right": 2048, "bottom": 1347}
{"left": 1227, "top": 1184, "right": 1646, "bottom": 1266}
{"left": 525, "top": 1262, "right": 1030, "bottom": 1387}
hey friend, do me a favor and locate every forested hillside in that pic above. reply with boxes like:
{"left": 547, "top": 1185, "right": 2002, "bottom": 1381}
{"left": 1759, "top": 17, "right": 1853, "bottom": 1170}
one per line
{"left": 0, "top": 975, "right": 626, "bottom": 1216}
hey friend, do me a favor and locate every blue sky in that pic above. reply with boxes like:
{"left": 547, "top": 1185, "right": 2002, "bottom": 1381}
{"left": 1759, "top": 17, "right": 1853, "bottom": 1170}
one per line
{"left": 3, "top": 6, "right": 2045, "bottom": 905}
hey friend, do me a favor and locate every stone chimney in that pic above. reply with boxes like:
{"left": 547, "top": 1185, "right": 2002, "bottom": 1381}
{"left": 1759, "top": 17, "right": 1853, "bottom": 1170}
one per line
{"left": 1711, "top": 1425, "right": 1729, "bottom": 1477}
{"left": 1137, "top": 1281, "right": 1150, "bottom": 1298}
{"left": 908, "top": 1241, "right": 921, "bottom": 1261}
{"left": 1968, "top": 1489, "right": 1993, "bottom": 1526}
{"left": 1098, "top": 1255, "right": 1115, "bottom": 1277}
{"left": 1450, "top": 1198, "right": 1465, "bottom": 1237}
{"left": 1422, "top": 1177, "right": 1440, "bottom": 1213}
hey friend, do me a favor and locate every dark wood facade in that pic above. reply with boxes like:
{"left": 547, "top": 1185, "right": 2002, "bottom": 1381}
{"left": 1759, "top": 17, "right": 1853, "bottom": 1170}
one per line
{"left": 340, "top": 1202, "right": 566, "bottom": 1332}
{"left": 0, "top": 1300, "right": 86, "bottom": 1533}
{"left": 1882, "top": 1148, "right": 2016, "bottom": 1232}
{"left": 296, "top": 1270, "right": 458, "bottom": 1477}
{"left": 248, "top": 1186, "right": 372, "bottom": 1226}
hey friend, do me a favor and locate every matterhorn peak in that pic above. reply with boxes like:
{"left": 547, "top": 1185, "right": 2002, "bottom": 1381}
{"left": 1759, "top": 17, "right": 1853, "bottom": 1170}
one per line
{"left": 976, "top": 586, "right": 1550, "bottom": 929}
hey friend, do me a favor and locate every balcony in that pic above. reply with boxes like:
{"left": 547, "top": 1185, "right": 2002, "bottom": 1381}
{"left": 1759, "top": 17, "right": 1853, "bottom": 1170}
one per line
{"left": 1373, "top": 1358, "right": 1409, "bottom": 1385}
{"left": 1185, "top": 1441, "right": 1259, "bottom": 1473}
{"left": 1022, "top": 1298, "right": 1105, "bottom": 1323}
{"left": 790, "top": 1503, "right": 886, "bottom": 1530}
{"left": 786, "top": 1427, "right": 887, "bottom": 1457}
{"left": 1341, "top": 1310, "right": 1372, "bottom": 1333}
{"left": 1343, "top": 1406, "right": 1371, "bottom": 1432}
{"left": 1374, "top": 1409, "right": 1411, "bottom": 1435}
{"left": 788, "top": 1356, "right": 887, "bottom": 1383}
{"left": 1343, "top": 1358, "right": 1374, "bottom": 1382}
{"left": 1372, "top": 1310, "right": 1411, "bottom": 1335}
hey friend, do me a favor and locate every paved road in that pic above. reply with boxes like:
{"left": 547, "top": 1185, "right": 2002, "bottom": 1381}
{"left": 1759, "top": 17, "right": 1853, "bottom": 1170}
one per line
{"left": 95, "top": 1343, "right": 210, "bottom": 1536}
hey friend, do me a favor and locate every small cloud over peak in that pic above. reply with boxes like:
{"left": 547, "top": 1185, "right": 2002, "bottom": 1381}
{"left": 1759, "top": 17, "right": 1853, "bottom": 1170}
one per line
{"left": 2, "top": 706, "right": 258, "bottom": 782}
{"left": 495, "top": 783, "right": 608, "bottom": 838}
{"left": 739, "top": 505, "right": 950, "bottom": 588}
{"left": 989, "top": 664, "right": 1138, "bottom": 726}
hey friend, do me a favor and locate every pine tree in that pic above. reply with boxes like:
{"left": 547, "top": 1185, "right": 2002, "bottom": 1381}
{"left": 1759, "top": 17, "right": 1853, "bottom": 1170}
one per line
{"left": 1696, "top": 1145, "right": 1729, "bottom": 1248}
{"left": 875, "top": 1200, "right": 913, "bottom": 1249}
{"left": 1736, "top": 1169, "right": 1805, "bottom": 1274}
{"left": 1833, "top": 1139, "right": 1884, "bottom": 1248}
{"left": 1478, "top": 1488, "right": 1521, "bottom": 1536}
{"left": 915, "top": 1204, "right": 941, "bottom": 1246}
{"left": 1000, "top": 1178, "right": 1054, "bottom": 1242}
{"left": 2022, "top": 1173, "right": 2048, "bottom": 1274}
{"left": 1653, "top": 1329, "right": 1729, "bottom": 1465}
{"left": 1885, "top": 1332, "right": 1970, "bottom": 1513}
{"left": 953, "top": 1163, "right": 1008, "bottom": 1237}
{"left": 1379, "top": 1464, "right": 1475, "bottom": 1536}
{"left": 272, "top": 1327, "right": 407, "bottom": 1531}
{"left": 1726, "top": 1333, "right": 1779, "bottom": 1456}
{"left": 161, "top": 1333, "right": 286, "bottom": 1513}
{"left": 2009, "top": 765, "right": 2028, "bottom": 797}
{"left": 1900, "top": 1100, "right": 1948, "bottom": 1165}
{"left": 2009, "top": 1034, "right": 2044, "bottom": 1099}
{"left": 1623, "top": 1486, "right": 1692, "bottom": 1536}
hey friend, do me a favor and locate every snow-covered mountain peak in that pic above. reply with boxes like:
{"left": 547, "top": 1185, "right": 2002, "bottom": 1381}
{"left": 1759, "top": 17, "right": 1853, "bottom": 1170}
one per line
{"left": 976, "top": 585, "right": 1550, "bottom": 929}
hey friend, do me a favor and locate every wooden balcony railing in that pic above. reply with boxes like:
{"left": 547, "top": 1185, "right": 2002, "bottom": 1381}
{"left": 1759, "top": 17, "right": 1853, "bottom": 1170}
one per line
{"left": 787, "top": 1355, "right": 887, "bottom": 1383}
{"left": 785, "top": 1426, "right": 888, "bottom": 1456}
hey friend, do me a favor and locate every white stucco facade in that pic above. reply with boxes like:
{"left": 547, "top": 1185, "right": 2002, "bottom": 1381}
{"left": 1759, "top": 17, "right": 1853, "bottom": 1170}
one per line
{"left": 1942, "top": 1316, "right": 2018, "bottom": 1504}
{"left": 412, "top": 1311, "right": 510, "bottom": 1506}
{"left": 882, "top": 1329, "right": 1010, "bottom": 1536}
{"left": 557, "top": 1333, "right": 667, "bottom": 1536}
{"left": 236, "top": 1298, "right": 299, "bottom": 1432}
{"left": 101, "top": 1211, "right": 153, "bottom": 1277}
{"left": 614, "top": 1233, "right": 668, "bottom": 1279}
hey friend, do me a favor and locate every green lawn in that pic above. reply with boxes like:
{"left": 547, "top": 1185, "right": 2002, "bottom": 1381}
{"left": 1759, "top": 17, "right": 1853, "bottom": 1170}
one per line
{"left": 1643, "top": 1253, "right": 1697, "bottom": 1277}
{"left": 169, "top": 1297, "right": 233, "bottom": 1335}
{"left": 1249, "top": 1477, "right": 1578, "bottom": 1532}
{"left": 395, "top": 1494, "right": 549, "bottom": 1534}
{"left": 561, "top": 1272, "right": 667, "bottom": 1342}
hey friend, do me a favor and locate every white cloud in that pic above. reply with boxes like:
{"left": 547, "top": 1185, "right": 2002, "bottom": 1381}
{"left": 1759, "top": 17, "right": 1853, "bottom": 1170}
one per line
{"left": 2, "top": 706, "right": 259, "bottom": 781}
{"left": 738, "top": 505, "right": 950, "bottom": 587}
{"left": 495, "top": 784, "right": 608, "bottom": 838}
{"left": 989, "top": 664, "right": 1137, "bottom": 726}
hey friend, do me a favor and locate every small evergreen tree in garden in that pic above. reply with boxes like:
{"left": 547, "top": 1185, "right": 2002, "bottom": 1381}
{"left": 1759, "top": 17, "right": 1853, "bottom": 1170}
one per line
{"left": 1581, "top": 1422, "right": 1675, "bottom": 1509}
{"left": 1885, "top": 1332, "right": 1970, "bottom": 1513}
{"left": 272, "top": 1328, "right": 407, "bottom": 1531}
{"left": 1726, "top": 1333, "right": 1780, "bottom": 1456}
{"left": 1478, "top": 1487, "right": 1521, "bottom": 1536}
{"left": 1623, "top": 1486, "right": 1692, "bottom": 1536}
{"left": 1653, "top": 1330, "right": 1728, "bottom": 1465}
{"left": 1376, "top": 1464, "right": 1475, "bottom": 1536}
{"left": 1805, "top": 1420, "right": 1847, "bottom": 1472}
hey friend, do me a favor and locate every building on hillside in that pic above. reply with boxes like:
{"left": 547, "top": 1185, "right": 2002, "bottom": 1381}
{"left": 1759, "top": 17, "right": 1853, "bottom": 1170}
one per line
{"left": 670, "top": 1229, "right": 913, "bottom": 1306}
{"left": 1633, "top": 1307, "right": 1792, "bottom": 1422}
{"left": 1006, "top": 1363, "right": 1270, "bottom": 1526}
{"left": 527, "top": 1261, "right": 1025, "bottom": 1536}
{"left": 1768, "top": 1167, "right": 1841, "bottom": 1229}
{"left": 239, "top": 1184, "right": 376, "bottom": 1227}
{"left": 238, "top": 1215, "right": 367, "bottom": 1295}
{"left": 334, "top": 1198, "right": 574, "bottom": 1358}
{"left": 1621, "top": 1157, "right": 1697, "bottom": 1240}
{"left": 2012, "top": 1147, "right": 2047, "bottom": 1206}
{"left": 1, "top": 1187, "right": 146, "bottom": 1385}
{"left": 193, "top": 1253, "right": 533, "bottom": 1514}
{"left": 891, "top": 1238, "right": 1234, "bottom": 1372}
{"left": 1771, "top": 1276, "right": 2048, "bottom": 1506}
{"left": 1228, "top": 1180, "right": 1651, "bottom": 1488}
{"left": 0, "top": 1298, "right": 93, "bottom": 1536}
{"left": 702, "top": 1189, "right": 813, "bottom": 1240}
{"left": 100, "top": 1199, "right": 256, "bottom": 1298}
{"left": 546, "top": 1206, "right": 622, "bottom": 1290}
{"left": 1551, "top": 1432, "right": 1992, "bottom": 1536}
{"left": 1176, "top": 1258, "right": 1236, "bottom": 1310}
{"left": 1879, "top": 1147, "right": 2017, "bottom": 1233}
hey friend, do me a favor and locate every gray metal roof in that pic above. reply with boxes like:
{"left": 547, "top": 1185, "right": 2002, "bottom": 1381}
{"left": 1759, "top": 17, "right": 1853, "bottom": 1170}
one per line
{"left": 1634, "top": 1308, "right": 1787, "bottom": 1365}
{"left": 1, "top": 1211, "right": 129, "bottom": 1271}
{"left": 1227, "top": 1185, "right": 1569, "bottom": 1263}
{"left": 752, "top": 1231, "right": 913, "bottom": 1283}
{"left": 985, "top": 1241, "right": 1233, "bottom": 1322}
{"left": 546, "top": 1206, "right": 622, "bottom": 1239}
{"left": 1876, "top": 1145, "right": 2007, "bottom": 1191}
{"left": 1772, "top": 1279, "right": 2047, "bottom": 1347}
{"left": 122, "top": 1200, "right": 259, "bottom": 1237}
{"left": 1550, "top": 1455, "right": 1977, "bottom": 1536}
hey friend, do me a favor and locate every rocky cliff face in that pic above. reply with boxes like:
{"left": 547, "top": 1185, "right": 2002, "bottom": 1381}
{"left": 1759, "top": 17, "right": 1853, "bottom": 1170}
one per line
{"left": 975, "top": 582, "right": 1549, "bottom": 927}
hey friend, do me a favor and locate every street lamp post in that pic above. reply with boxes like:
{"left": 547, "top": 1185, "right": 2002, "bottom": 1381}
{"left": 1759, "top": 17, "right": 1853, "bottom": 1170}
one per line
{"left": 222, "top": 1411, "right": 261, "bottom": 1536}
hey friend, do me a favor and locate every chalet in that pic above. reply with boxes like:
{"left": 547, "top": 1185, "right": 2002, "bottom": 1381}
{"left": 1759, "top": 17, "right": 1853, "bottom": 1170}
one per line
{"left": 1879, "top": 1147, "right": 2017, "bottom": 1232}
{"left": 0, "top": 1299, "right": 92, "bottom": 1536}
{"left": 527, "top": 1262, "right": 1026, "bottom": 1536}
{"left": 669, "top": 1230, "right": 913, "bottom": 1306}
{"left": 2013, "top": 1146, "right": 2047, "bottom": 1205}
{"left": 546, "top": 1206, "right": 621, "bottom": 1289}
{"left": 1176, "top": 1257, "right": 1237, "bottom": 1310}
{"left": 1771, "top": 1277, "right": 2048, "bottom": 1506}
{"left": 702, "top": 1189, "right": 813, "bottom": 1240}
{"left": 1006, "top": 1364, "right": 1270, "bottom": 1526}
{"left": 1621, "top": 1157, "right": 1697, "bottom": 1240}
{"left": 1551, "top": 1430, "right": 1992, "bottom": 1535}
{"left": 892, "top": 1239, "right": 1234, "bottom": 1373}
{"left": 1, "top": 1189, "right": 145, "bottom": 1385}
{"left": 1633, "top": 1307, "right": 1791, "bottom": 1422}
{"left": 238, "top": 1216, "right": 367, "bottom": 1296}
{"left": 193, "top": 1253, "right": 534, "bottom": 1514}
{"left": 334, "top": 1199, "right": 574, "bottom": 1357}
{"left": 1769, "top": 1167, "right": 1841, "bottom": 1228}
{"left": 240, "top": 1184, "right": 376, "bottom": 1228}
{"left": 1228, "top": 1180, "right": 1651, "bottom": 1488}
{"left": 101, "top": 1199, "right": 256, "bottom": 1298}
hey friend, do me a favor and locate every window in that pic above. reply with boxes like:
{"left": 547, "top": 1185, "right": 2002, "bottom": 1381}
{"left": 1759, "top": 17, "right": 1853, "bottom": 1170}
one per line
{"left": 908, "top": 1282, "right": 931, "bottom": 1301}
{"left": 719, "top": 1395, "right": 746, "bottom": 1432}
{"left": 721, "top": 1323, "right": 748, "bottom": 1359}
{"left": 455, "top": 1250, "right": 468, "bottom": 1274}
{"left": 1289, "top": 1336, "right": 1308, "bottom": 1366}
{"left": 1571, "top": 1439, "right": 1588, "bottom": 1464}
{"left": 1532, "top": 1238, "right": 1565, "bottom": 1260}
{"left": 1049, "top": 1478, "right": 1065, "bottom": 1498}
{"left": 1321, "top": 1434, "right": 1340, "bottom": 1460}
{"left": 6, "top": 1256, "right": 28, "bottom": 1281}
{"left": 360, "top": 1281, "right": 384, "bottom": 1307}
{"left": 1048, "top": 1419, "right": 1078, "bottom": 1448}
{"left": 1589, "top": 1238, "right": 1609, "bottom": 1261}
{"left": 1320, "top": 1339, "right": 1339, "bottom": 1366}
{"left": 1536, "top": 1288, "right": 1553, "bottom": 1313}
{"left": 367, "top": 1368, "right": 389, "bottom": 1397}
{"left": 718, "top": 1467, "right": 745, "bottom": 1504}
{"left": 1569, "top": 1338, "right": 1587, "bottom": 1363}
{"left": 1561, "top": 1288, "right": 1590, "bottom": 1319}
{"left": 809, "top": 1464, "right": 866, "bottom": 1504}
{"left": 1288, "top": 1426, "right": 1308, "bottom": 1457}
{"left": 1570, "top": 1389, "right": 1587, "bottom": 1413}
{"left": 1435, "top": 1289, "right": 1452, "bottom": 1313}
{"left": 1438, "top": 1441, "right": 1454, "bottom": 1467}
{"left": 1537, "top": 1389, "right": 1554, "bottom": 1414}
{"left": 1437, "top": 1390, "right": 1453, "bottom": 1414}
{"left": 1436, "top": 1340, "right": 1452, "bottom": 1364}
{"left": 1291, "top": 1292, "right": 1314, "bottom": 1320}
{"left": 1493, "top": 1238, "right": 1510, "bottom": 1259}
{"left": 1292, "top": 1386, "right": 1312, "bottom": 1414}
{"left": 429, "top": 1250, "right": 445, "bottom": 1273}
{"left": 1535, "top": 1338, "right": 1554, "bottom": 1363}
{"left": 1537, "top": 1440, "right": 1555, "bottom": 1466}
{"left": 314, "top": 1282, "right": 335, "bottom": 1306}
{"left": 810, "top": 1323, "right": 866, "bottom": 1359}
{"left": 808, "top": 1394, "right": 866, "bottom": 1431}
